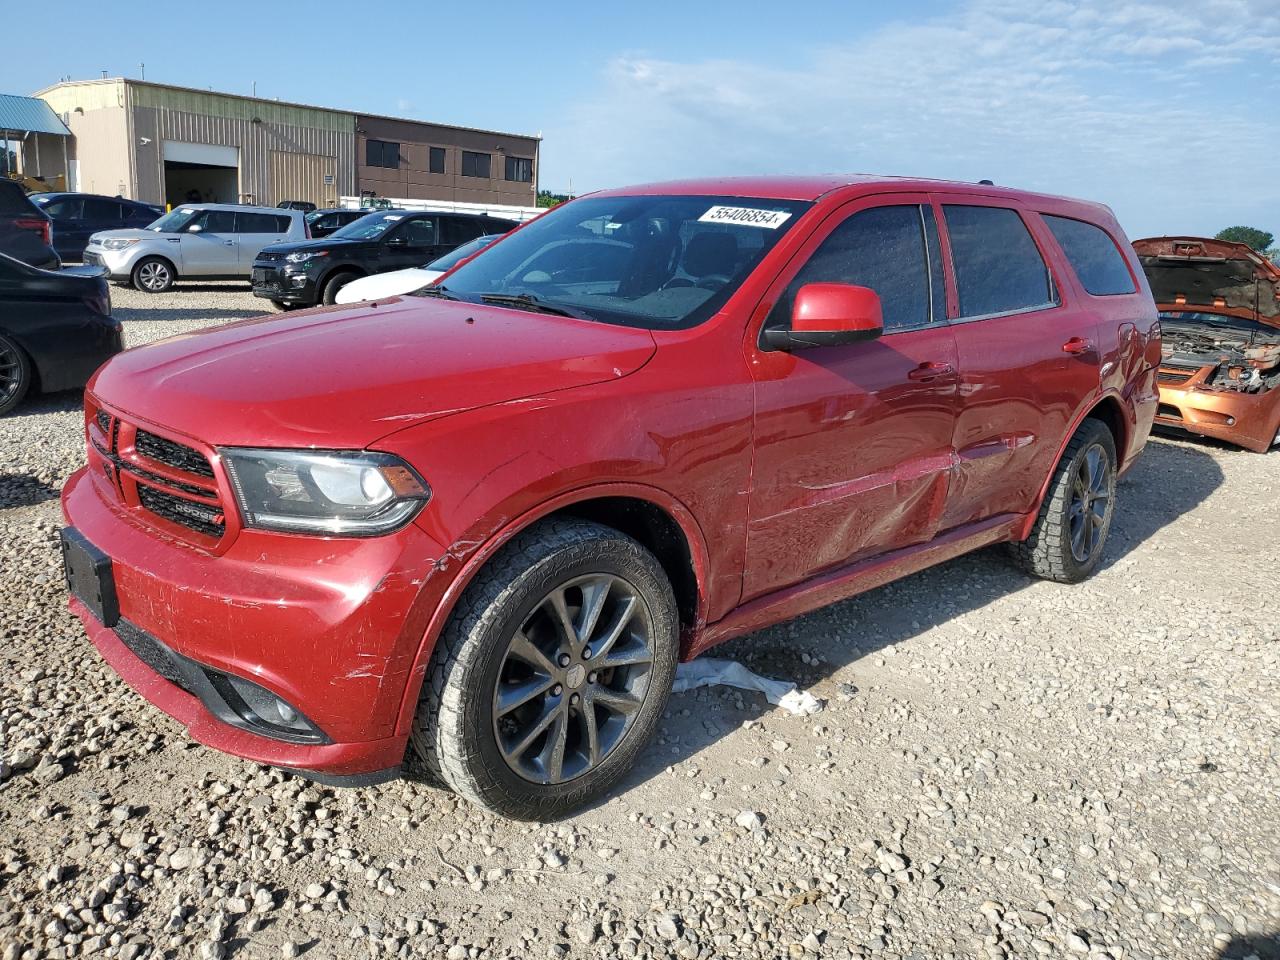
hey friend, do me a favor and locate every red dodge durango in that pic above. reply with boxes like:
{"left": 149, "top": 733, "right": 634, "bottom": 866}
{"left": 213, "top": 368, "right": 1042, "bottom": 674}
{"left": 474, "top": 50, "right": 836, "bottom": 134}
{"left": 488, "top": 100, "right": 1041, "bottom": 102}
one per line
{"left": 61, "top": 176, "right": 1161, "bottom": 818}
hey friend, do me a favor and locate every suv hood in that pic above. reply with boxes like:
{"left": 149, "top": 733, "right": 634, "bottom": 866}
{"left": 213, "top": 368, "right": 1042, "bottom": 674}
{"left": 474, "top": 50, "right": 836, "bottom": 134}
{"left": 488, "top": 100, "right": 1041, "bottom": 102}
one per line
{"left": 90, "top": 298, "right": 657, "bottom": 447}
{"left": 261, "top": 237, "right": 362, "bottom": 256}
{"left": 1133, "top": 236, "right": 1280, "bottom": 326}
{"left": 89, "top": 228, "right": 167, "bottom": 243}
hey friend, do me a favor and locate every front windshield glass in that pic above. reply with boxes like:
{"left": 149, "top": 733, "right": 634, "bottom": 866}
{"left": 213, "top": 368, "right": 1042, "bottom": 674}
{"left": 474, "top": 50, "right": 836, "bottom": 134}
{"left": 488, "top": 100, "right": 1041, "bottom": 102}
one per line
{"left": 148, "top": 208, "right": 200, "bottom": 233}
{"left": 436, "top": 194, "right": 812, "bottom": 329}
{"left": 330, "top": 211, "right": 404, "bottom": 240}
{"left": 426, "top": 234, "right": 500, "bottom": 271}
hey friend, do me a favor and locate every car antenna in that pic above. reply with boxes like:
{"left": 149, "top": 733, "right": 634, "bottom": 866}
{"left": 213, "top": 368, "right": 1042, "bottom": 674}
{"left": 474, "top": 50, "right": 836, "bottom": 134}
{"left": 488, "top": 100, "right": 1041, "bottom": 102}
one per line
{"left": 978, "top": 179, "right": 995, "bottom": 185}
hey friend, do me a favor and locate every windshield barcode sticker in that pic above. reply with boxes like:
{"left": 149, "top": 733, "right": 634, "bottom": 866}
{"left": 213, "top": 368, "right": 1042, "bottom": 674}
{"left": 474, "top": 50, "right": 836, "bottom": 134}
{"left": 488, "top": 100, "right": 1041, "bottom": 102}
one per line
{"left": 698, "top": 206, "right": 792, "bottom": 229}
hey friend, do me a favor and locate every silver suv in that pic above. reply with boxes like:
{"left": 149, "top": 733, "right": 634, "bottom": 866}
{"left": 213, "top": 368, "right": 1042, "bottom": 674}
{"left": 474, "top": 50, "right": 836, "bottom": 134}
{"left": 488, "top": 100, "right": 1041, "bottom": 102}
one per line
{"left": 85, "top": 204, "right": 307, "bottom": 293}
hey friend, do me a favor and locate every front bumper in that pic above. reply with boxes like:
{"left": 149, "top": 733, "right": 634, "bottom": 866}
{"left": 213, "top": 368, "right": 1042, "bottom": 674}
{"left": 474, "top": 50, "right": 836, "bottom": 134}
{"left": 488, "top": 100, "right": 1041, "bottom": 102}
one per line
{"left": 1155, "top": 382, "right": 1280, "bottom": 453}
{"left": 62, "top": 463, "right": 452, "bottom": 780}
{"left": 251, "top": 264, "right": 320, "bottom": 305}
{"left": 83, "top": 247, "right": 140, "bottom": 281}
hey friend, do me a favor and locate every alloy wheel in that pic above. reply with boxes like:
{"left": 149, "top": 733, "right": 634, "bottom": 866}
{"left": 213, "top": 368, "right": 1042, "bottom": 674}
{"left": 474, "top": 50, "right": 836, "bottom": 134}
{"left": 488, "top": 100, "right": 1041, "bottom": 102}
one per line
{"left": 492, "top": 574, "right": 654, "bottom": 784}
{"left": 138, "top": 261, "right": 170, "bottom": 291}
{"left": 0, "top": 340, "right": 21, "bottom": 408}
{"left": 1067, "top": 444, "right": 1111, "bottom": 563}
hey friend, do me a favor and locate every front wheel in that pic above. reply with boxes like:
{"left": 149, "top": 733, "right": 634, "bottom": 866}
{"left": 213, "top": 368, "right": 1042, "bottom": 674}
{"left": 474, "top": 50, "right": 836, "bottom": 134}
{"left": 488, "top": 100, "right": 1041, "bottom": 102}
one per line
{"left": 412, "top": 519, "right": 678, "bottom": 820}
{"left": 1010, "top": 418, "right": 1117, "bottom": 583}
{"left": 131, "top": 257, "right": 174, "bottom": 293}
{"left": 321, "top": 271, "right": 358, "bottom": 305}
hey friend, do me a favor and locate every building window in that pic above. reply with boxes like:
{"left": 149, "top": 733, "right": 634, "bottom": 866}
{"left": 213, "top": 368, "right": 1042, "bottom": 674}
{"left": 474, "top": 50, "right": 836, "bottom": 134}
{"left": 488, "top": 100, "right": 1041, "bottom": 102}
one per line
{"left": 504, "top": 156, "right": 534, "bottom": 183}
{"left": 429, "top": 146, "right": 446, "bottom": 174}
{"left": 461, "top": 151, "right": 491, "bottom": 178}
{"left": 366, "top": 139, "right": 401, "bottom": 169}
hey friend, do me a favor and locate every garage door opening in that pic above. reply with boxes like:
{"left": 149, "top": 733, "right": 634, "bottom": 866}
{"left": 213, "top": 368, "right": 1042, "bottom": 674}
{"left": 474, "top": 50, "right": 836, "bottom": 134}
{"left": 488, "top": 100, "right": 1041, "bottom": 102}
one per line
{"left": 164, "top": 160, "right": 238, "bottom": 206}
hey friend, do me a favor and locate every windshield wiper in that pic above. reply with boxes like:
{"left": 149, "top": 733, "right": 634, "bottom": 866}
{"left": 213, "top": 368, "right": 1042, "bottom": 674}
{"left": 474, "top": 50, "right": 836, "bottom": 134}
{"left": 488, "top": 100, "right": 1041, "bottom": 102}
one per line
{"left": 413, "top": 285, "right": 460, "bottom": 301}
{"left": 479, "top": 292, "right": 594, "bottom": 321}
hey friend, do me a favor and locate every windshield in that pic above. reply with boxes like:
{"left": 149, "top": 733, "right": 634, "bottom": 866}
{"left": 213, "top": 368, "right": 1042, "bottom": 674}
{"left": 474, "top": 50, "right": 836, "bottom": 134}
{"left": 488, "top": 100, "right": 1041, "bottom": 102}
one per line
{"left": 437, "top": 194, "right": 812, "bottom": 329}
{"left": 330, "top": 211, "right": 405, "bottom": 240}
{"left": 426, "top": 234, "right": 502, "bottom": 271}
{"left": 148, "top": 208, "right": 200, "bottom": 233}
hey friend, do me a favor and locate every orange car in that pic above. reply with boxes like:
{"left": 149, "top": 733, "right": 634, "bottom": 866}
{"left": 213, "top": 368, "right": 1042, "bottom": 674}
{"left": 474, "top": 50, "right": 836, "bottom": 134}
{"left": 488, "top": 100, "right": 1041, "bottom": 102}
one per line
{"left": 1133, "top": 237, "right": 1280, "bottom": 452}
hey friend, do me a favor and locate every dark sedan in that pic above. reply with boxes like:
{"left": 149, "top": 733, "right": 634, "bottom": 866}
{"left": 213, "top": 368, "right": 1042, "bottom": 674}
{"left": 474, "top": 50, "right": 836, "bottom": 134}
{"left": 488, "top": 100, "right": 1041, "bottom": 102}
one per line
{"left": 0, "top": 252, "right": 123, "bottom": 415}
{"left": 30, "top": 193, "right": 164, "bottom": 261}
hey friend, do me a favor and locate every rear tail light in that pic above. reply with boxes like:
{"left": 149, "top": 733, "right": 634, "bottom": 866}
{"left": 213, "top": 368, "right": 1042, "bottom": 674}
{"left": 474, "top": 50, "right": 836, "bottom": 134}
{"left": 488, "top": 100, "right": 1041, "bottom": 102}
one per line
{"left": 14, "top": 218, "right": 50, "bottom": 246}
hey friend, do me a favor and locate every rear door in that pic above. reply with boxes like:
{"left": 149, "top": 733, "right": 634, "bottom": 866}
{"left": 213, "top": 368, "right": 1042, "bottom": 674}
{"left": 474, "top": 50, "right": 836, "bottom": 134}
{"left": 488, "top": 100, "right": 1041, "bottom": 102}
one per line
{"left": 38, "top": 195, "right": 85, "bottom": 259}
{"left": 235, "top": 212, "right": 295, "bottom": 267}
{"left": 177, "top": 209, "right": 239, "bottom": 275}
{"left": 744, "top": 195, "right": 960, "bottom": 599}
{"left": 936, "top": 199, "right": 1102, "bottom": 529}
{"left": 441, "top": 215, "right": 485, "bottom": 258}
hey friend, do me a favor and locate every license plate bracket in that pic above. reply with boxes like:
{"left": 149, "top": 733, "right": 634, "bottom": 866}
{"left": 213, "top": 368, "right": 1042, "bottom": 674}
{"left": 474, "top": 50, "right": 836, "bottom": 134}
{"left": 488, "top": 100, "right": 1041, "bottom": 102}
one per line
{"left": 60, "top": 527, "right": 119, "bottom": 628}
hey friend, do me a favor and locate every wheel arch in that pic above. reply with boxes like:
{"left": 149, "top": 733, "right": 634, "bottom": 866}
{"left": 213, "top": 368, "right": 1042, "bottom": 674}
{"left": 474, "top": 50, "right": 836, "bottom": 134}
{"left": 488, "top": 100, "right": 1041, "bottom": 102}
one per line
{"left": 393, "top": 483, "right": 710, "bottom": 736}
{"left": 133, "top": 253, "right": 178, "bottom": 279}
{"left": 317, "top": 263, "right": 367, "bottom": 291}
{"left": 1017, "top": 393, "right": 1128, "bottom": 541}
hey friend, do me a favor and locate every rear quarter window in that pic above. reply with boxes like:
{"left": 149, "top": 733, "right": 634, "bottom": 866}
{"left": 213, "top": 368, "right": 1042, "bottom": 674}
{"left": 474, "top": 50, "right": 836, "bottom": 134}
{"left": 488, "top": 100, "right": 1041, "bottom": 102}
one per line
{"left": 943, "top": 205, "right": 1056, "bottom": 318}
{"left": 0, "top": 183, "right": 37, "bottom": 216}
{"left": 1043, "top": 215, "right": 1136, "bottom": 296}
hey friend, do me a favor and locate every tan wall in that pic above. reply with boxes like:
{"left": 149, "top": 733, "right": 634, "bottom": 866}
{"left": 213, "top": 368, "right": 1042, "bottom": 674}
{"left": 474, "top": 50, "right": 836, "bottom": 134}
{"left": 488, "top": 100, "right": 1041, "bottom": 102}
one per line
{"left": 355, "top": 115, "right": 538, "bottom": 207}
{"left": 38, "top": 80, "right": 133, "bottom": 196}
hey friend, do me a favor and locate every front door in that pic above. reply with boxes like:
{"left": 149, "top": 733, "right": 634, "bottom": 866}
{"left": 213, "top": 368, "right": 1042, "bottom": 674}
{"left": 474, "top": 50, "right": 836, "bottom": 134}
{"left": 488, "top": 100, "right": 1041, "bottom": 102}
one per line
{"left": 379, "top": 216, "right": 442, "bottom": 273}
{"left": 744, "top": 197, "right": 960, "bottom": 601}
{"left": 934, "top": 200, "right": 1103, "bottom": 529}
{"left": 177, "top": 209, "right": 239, "bottom": 276}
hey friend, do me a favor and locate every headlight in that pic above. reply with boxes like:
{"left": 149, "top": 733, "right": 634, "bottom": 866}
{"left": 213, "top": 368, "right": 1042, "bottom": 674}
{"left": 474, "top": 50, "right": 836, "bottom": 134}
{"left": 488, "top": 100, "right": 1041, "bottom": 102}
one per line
{"left": 101, "top": 238, "right": 139, "bottom": 251}
{"left": 285, "top": 250, "right": 327, "bottom": 264}
{"left": 221, "top": 449, "right": 430, "bottom": 535}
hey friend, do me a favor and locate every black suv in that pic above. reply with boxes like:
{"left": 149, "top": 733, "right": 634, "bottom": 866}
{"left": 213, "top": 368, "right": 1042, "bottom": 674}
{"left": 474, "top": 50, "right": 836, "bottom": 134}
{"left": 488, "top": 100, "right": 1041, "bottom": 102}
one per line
{"left": 0, "top": 181, "right": 59, "bottom": 270}
{"left": 251, "top": 210, "right": 518, "bottom": 308}
{"left": 30, "top": 192, "right": 163, "bottom": 260}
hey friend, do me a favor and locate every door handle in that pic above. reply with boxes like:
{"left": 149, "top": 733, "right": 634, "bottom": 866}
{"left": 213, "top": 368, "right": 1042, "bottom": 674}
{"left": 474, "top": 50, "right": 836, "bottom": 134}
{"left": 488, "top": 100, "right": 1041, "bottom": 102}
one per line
{"left": 223, "top": 240, "right": 235, "bottom": 246}
{"left": 907, "top": 361, "right": 954, "bottom": 381}
{"left": 1062, "top": 337, "right": 1094, "bottom": 355}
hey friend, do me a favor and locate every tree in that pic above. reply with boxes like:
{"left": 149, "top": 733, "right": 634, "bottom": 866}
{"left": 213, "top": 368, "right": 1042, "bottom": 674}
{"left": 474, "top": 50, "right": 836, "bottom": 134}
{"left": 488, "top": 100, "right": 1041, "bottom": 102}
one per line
{"left": 537, "top": 190, "right": 571, "bottom": 209}
{"left": 1215, "top": 226, "right": 1274, "bottom": 252}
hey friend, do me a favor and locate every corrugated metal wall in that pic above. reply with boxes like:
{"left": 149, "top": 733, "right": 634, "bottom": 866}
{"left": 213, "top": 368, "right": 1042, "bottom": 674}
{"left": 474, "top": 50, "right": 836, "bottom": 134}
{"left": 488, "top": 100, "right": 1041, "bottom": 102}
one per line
{"left": 269, "top": 150, "right": 337, "bottom": 208}
{"left": 125, "top": 83, "right": 354, "bottom": 207}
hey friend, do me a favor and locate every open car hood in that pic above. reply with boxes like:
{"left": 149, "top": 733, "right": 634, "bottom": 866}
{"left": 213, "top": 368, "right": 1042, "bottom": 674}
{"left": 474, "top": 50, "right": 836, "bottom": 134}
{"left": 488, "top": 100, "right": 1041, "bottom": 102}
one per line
{"left": 1133, "top": 236, "right": 1280, "bottom": 326}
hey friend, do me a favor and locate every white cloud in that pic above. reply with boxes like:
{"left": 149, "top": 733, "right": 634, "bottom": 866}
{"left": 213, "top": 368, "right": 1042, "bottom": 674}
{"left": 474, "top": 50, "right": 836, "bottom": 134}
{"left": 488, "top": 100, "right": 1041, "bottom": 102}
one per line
{"left": 543, "top": 0, "right": 1280, "bottom": 237}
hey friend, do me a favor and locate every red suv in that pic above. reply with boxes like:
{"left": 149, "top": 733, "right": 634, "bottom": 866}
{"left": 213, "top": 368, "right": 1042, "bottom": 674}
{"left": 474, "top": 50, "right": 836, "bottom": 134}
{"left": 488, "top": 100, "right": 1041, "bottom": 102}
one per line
{"left": 61, "top": 176, "right": 1160, "bottom": 818}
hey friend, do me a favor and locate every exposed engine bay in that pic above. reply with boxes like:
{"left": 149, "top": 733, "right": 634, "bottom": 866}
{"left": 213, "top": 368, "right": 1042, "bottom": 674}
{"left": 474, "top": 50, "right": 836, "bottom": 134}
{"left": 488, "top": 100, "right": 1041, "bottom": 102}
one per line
{"left": 1160, "top": 312, "right": 1280, "bottom": 394}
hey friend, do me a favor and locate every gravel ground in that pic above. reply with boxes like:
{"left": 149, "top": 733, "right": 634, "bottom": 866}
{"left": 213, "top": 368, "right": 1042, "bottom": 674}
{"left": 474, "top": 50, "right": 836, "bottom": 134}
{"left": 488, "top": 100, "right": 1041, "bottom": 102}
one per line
{"left": 1, "top": 284, "right": 1278, "bottom": 960}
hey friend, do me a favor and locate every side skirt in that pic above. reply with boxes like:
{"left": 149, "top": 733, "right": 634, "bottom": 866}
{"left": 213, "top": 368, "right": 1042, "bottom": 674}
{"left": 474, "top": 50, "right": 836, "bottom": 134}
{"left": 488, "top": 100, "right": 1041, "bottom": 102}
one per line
{"left": 689, "top": 512, "right": 1023, "bottom": 658}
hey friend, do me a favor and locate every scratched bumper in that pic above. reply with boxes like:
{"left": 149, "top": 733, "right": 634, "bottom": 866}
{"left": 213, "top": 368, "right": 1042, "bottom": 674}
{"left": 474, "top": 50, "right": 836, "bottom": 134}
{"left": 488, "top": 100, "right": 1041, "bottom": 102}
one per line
{"left": 61, "top": 465, "right": 450, "bottom": 771}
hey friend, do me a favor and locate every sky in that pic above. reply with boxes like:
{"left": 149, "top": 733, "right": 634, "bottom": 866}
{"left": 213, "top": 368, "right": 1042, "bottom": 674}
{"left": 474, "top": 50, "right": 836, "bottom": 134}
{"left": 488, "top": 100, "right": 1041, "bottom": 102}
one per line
{"left": 6, "top": 0, "right": 1278, "bottom": 239}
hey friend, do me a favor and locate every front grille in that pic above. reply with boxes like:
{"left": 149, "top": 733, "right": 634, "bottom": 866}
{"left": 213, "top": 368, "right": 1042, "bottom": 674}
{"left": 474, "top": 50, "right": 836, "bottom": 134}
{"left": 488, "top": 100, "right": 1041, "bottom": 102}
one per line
{"left": 95, "top": 409, "right": 112, "bottom": 434}
{"left": 136, "top": 430, "right": 215, "bottom": 478}
{"left": 1157, "top": 403, "right": 1184, "bottom": 421}
{"left": 137, "top": 485, "right": 225, "bottom": 538}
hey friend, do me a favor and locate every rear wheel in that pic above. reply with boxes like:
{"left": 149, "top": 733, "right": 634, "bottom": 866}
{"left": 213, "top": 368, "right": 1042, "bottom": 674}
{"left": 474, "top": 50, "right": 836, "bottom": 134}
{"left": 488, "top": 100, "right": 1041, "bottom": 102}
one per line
{"left": 1011, "top": 418, "right": 1117, "bottom": 583}
{"left": 131, "top": 257, "right": 174, "bottom": 293}
{"left": 321, "top": 271, "right": 358, "bottom": 305}
{"left": 0, "top": 334, "right": 33, "bottom": 416}
{"left": 411, "top": 519, "right": 678, "bottom": 820}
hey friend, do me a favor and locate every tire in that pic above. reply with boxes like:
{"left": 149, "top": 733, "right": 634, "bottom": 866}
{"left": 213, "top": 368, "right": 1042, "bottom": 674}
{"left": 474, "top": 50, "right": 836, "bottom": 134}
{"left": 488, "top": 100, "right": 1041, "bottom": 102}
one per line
{"left": 411, "top": 518, "right": 679, "bottom": 820}
{"left": 321, "top": 271, "right": 358, "bottom": 306}
{"left": 0, "top": 334, "right": 34, "bottom": 416}
{"left": 1010, "top": 418, "right": 1117, "bottom": 583}
{"left": 131, "top": 257, "right": 175, "bottom": 293}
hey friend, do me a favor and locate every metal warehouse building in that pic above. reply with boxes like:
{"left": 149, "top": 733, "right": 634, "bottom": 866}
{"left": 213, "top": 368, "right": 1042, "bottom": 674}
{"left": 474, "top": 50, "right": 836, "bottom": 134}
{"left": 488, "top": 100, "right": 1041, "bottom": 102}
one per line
{"left": 34, "top": 79, "right": 540, "bottom": 217}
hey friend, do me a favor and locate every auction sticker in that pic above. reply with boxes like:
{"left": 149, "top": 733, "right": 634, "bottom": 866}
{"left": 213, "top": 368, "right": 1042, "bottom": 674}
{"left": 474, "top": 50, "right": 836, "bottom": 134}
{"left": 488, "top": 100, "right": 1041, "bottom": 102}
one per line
{"left": 698, "top": 205, "right": 792, "bottom": 229}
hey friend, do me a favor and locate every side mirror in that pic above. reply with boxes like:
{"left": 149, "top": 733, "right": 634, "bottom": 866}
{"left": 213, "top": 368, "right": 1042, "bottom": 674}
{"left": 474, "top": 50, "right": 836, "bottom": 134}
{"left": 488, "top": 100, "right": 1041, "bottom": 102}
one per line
{"left": 186, "top": 223, "right": 204, "bottom": 234}
{"left": 762, "top": 283, "right": 884, "bottom": 351}
{"left": 384, "top": 235, "right": 408, "bottom": 246}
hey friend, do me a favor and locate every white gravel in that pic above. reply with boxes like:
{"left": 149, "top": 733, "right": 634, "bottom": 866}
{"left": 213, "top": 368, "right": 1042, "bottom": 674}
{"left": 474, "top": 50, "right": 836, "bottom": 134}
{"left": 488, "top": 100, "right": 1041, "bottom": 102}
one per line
{"left": 1, "top": 283, "right": 1278, "bottom": 960}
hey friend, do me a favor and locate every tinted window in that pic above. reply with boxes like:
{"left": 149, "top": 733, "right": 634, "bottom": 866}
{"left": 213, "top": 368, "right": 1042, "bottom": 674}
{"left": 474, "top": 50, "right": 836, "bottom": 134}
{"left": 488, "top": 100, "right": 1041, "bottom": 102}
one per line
{"left": 392, "top": 218, "right": 437, "bottom": 246}
{"left": 442, "top": 216, "right": 484, "bottom": 246}
{"left": 83, "top": 197, "right": 122, "bottom": 220}
{"left": 769, "top": 205, "right": 933, "bottom": 332}
{"left": 192, "top": 210, "right": 236, "bottom": 233}
{"left": 483, "top": 218, "right": 516, "bottom": 234}
{"left": 429, "top": 147, "right": 446, "bottom": 174}
{"left": 426, "top": 234, "right": 500, "bottom": 271}
{"left": 944, "top": 205, "right": 1055, "bottom": 317}
{"left": 0, "top": 183, "right": 35, "bottom": 215}
{"left": 461, "top": 151, "right": 491, "bottom": 178}
{"left": 236, "top": 212, "right": 287, "bottom": 233}
{"left": 1044, "top": 215, "right": 1135, "bottom": 296}
{"left": 504, "top": 156, "right": 533, "bottom": 183}
{"left": 37, "top": 196, "right": 82, "bottom": 220}
{"left": 366, "top": 139, "right": 400, "bottom": 169}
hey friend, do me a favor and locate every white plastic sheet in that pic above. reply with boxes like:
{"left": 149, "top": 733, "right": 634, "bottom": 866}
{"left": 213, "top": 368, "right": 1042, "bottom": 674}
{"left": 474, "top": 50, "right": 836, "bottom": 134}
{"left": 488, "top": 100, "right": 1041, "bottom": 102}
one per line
{"left": 672, "top": 658, "right": 823, "bottom": 716}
